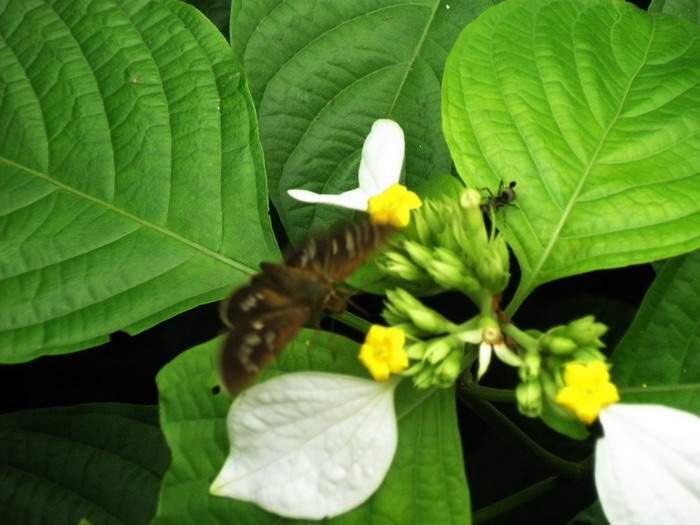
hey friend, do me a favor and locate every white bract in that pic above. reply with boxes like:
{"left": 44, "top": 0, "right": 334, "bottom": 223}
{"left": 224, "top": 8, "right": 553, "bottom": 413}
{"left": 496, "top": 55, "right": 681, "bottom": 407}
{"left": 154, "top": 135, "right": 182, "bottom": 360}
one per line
{"left": 288, "top": 119, "right": 404, "bottom": 210}
{"left": 596, "top": 403, "right": 700, "bottom": 525}
{"left": 210, "top": 372, "right": 400, "bottom": 520}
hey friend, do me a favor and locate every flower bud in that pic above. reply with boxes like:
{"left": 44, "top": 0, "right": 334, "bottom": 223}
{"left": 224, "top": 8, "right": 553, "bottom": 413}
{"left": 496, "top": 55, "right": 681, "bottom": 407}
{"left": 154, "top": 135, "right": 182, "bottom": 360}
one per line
{"left": 460, "top": 188, "right": 488, "bottom": 238}
{"left": 565, "top": 316, "right": 608, "bottom": 346}
{"left": 434, "top": 348, "right": 464, "bottom": 386}
{"left": 413, "top": 366, "right": 438, "bottom": 389}
{"left": 474, "top": 251, "right": 509, "bottom": 294}
{"left": 516, "top": 380, "right": 542, "bottom": 417}
{"left": 383, "top": 288, "right": 452, "bottom": 336}
{"left": 572, "top": 346, "right": 606, "bottom": 363}
{"left": 424, "top": 338, "right": 454, "bottom": 364}
{"left": 541, "top": 335, "right": 578, "bottom": 355}
{"left": 408, "top": 308, "right": 451, "bottom": 335}
{"left": 519, "top": 353, "right": 542, "bottom": 381}
{"left": 403, "top": 241, "right": 435, "bottom": 268}
{"left": 379, "top": 251, "right": 428, "bottom": 282}
{"left": 405, "top": 341, "right": 427, "bottom": 360}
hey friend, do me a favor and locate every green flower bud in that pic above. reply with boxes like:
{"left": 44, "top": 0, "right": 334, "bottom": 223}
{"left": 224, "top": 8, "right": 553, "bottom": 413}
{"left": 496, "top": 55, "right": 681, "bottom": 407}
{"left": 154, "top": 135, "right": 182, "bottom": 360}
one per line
{"left": 413, "top": 366, "right": 438, "bottom": 389}
{"left": 424, "top": 338, "right": 454, "bottom": 364}
{"left": 425, "top": 260, "right": 463, "bottom": 289}
{"left": 405, "top": 341, "right": 427, "bottom": 360}
{"left": 490, "top": 233, "right": 511, "bottom": 269}
{"left": 516, "top": 380, "right": 542, "bottom": 418}
{"left": 383, "top": 288, "right": 452, "bottom": 336}
{"left": 572, "top": 346, "right": 606, "bottom": 363}
{"left": 403, "top": 241, "right": 435, "bottom": 268}
{"left": 419, "top": 199, "right": 450, "bottom": 245}
{"left": 434, "top": 348, "right": 464, "bottom": 386}
{"left": 541, "top": 335, "right": 578, "bottom": 355}
{"left": 401, "top": 362, "right": 424, "bottom": 377}
{"left": 379, "top": 251, "right": 430, "bottom": 282}
{"left": 460, "top": 188, "right": 488, "bottom": 237}
{"left": 519, "top": 353, "right": 542, "bottom": 381}
{"left": 408, "top": 308, "right": 451, "bottom": 335}
{"left": 409, "top": 205, "right": 433, "bottom": 246}
{"left": 565, "top": 316, "right": 608, "bottom": 346}
{"left": 474, "top": 251, "right": 509, "bottom": 294}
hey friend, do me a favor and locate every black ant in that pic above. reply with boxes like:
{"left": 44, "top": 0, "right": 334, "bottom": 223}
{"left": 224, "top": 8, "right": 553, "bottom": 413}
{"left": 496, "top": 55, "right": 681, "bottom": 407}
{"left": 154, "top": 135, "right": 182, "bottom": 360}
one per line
{"left": 480, "top": 181, "right": 517, "bottom": 215}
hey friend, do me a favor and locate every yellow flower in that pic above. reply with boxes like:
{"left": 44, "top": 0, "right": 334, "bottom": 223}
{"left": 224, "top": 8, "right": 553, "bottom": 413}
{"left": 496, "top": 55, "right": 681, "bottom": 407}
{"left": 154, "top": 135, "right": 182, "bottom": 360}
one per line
{"left": 555, "top": 361, "right": 620, "bottom": 424}
{"left": 359, "top": 325, "right": 409, "bottom": 381}
{"left": 367, "top": 184, "right": 422, "bottom": 228}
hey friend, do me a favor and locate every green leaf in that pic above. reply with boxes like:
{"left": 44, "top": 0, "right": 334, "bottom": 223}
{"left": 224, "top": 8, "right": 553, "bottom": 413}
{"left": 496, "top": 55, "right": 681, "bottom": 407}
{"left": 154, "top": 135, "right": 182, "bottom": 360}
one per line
{"left": 442, "top": 0, "right": 700, "bottom": 312}
{"left": 232, "top": 0, "right": 498, "bottom": 240}
{"left": 0, "top": 0, "right": 278, "bottom": 363}
{"left": 415, "top": 173, "right": 465, "bottom": 202}
{"left": 648, "top": 0, "right": 700, "bottom": 26}
{"left": 155, "top": 331, "right": 470, "bottom": 524}
{"left": 0, "top": 404, "right": 168, "bottom": 525}
{"left": 610, "top": 250, "right": 700, "bottom": 415}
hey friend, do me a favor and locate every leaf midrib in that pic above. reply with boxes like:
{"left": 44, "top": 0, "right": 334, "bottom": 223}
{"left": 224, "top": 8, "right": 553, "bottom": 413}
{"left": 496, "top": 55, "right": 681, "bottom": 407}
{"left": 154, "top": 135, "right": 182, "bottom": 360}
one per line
{"left": 510, "top": 15, "right": 656, "bottom": 313}
{"left": 1, "top": 156, "right": 256, "bottom": 276}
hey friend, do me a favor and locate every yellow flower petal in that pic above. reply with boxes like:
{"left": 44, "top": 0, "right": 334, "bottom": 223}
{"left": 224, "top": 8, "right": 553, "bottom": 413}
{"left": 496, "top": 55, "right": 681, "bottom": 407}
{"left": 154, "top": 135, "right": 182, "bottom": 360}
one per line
{"left": 556, "top": 361, "right": 620, "bottom": 424}
{"left": 367, "top": 184, "right": 422, "bottom": 228}
{"left": 359, "top": 325, "right": 409, "bottom": 381}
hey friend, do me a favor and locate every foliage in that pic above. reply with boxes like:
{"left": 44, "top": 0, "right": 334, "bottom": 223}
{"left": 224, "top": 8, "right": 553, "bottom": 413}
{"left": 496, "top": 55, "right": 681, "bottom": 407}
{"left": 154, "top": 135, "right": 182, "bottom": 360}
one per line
{"left": 1, "top": 0, "right": 699, "bottom": 524}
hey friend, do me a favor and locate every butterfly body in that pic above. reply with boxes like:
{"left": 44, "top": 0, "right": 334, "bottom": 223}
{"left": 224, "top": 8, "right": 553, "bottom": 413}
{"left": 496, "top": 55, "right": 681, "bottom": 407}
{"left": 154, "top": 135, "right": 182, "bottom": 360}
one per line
{"left": 218, "top": 220, "right": 394, "bottom": 394}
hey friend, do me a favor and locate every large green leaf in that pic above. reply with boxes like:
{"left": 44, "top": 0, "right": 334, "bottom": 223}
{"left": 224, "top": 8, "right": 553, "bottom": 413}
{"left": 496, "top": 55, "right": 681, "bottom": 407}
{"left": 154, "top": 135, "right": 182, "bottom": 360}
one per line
{"left": 0, "top": 0, "right": 278, "bottom": 363}
{"left": 0, "top": 404, "right": 168, "bottom": 525}
{"left": 610, "top": 250, "right": 700, "bottom": 415}
{"left": 649, "top": 0, "right": 700, "bottom": 25}
{"left": 231, "top": 0, "right": 499, "bottom": 240}
{"left": 155, "top": 331, "right": 470, "bottom": 524}
{"left": 442, "top": 0, "right": 700, "bottom": 312}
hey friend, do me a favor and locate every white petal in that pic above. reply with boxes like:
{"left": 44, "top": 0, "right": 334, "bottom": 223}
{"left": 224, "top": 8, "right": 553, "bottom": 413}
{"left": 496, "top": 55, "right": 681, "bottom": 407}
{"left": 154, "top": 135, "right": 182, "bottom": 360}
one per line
{"left": 477, "top": 343, "right": 492, "bottom": 379}
{"left": 357, "top": 119, "right": 404, "bottom": 196}
{"left": 596, "top": 404, "right": 700, "bottom": 525}
{"left": 493, "top": 343, "right": 523, "bottom": 368}
{"left": 210, "top": 373, "right": 399, "bottom": 520}
{"left": 287, "top": 188, "right": 369, "bottom": 211}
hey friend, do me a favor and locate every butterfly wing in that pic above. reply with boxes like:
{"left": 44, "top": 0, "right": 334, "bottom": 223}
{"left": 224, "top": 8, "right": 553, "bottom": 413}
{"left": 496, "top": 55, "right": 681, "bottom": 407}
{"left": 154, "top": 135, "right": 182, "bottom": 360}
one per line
{"left": 285, "top": 220, "right": 395, "bottom": 283}
{"left": 218, "top": 284, "right": 312, "bottom": 394}
{"left": 217, "top": 219, "right": 395, "bottom": 394}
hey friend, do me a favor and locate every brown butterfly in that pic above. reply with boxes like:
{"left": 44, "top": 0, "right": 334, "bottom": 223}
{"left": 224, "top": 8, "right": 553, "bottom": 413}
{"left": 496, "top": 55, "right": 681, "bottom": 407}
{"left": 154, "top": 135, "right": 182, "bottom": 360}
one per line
{"left": 217, "top": 219, "right": 396, "bottom": 394}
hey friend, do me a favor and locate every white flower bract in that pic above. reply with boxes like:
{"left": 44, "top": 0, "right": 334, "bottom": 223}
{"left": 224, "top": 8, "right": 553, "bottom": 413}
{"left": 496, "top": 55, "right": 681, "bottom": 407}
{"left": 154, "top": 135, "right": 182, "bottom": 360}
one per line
{"left": 210, "top": 372, "right": 400, "bottom": 519}
{"left": 288, "top": 119, "right": 405, "bottom": 211}
{"left": 595, "top": 403, "right": 700, "bottom": 525}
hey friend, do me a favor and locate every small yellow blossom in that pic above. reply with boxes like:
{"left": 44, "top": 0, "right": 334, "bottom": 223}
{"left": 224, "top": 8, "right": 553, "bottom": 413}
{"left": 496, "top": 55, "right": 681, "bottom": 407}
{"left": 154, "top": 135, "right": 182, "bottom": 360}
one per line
{"left": 556, "top": 361, "right": 620, "bottom": 424}
{"left": 359, "top": 325, "right": 409, "bottom": 381}
{"left": 367, "top": 184, "right": 422, "bottom": 228}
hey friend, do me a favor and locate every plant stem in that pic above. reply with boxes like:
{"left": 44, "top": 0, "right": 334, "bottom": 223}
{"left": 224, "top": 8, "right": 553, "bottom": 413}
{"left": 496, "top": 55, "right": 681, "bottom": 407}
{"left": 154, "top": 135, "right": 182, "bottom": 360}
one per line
{"left": 500, "top": 322, "right": 538, "bottom": 353}
{"left": 458, "top": 387, "right": 593, "bottom": 481}
{"left": 462, "top": 382, "right": 516, "bottom": 403}
{"left": 333, "top": 311, "right": 372, "bottom": 334}
{"left": 471, "top": 476, "right": 560, "bottom": 524}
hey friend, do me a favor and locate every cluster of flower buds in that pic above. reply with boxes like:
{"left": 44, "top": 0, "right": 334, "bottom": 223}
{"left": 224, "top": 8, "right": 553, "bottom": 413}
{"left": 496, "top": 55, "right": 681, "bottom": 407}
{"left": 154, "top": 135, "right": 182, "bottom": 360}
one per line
{"left": 376, "top": 188, "right": 511, "bottom": 306}
{"left": 514, "top": 316, "right": 608, "bottom": 425}
{"left": 381, "top": 286, "right": 468, "bottom": 388}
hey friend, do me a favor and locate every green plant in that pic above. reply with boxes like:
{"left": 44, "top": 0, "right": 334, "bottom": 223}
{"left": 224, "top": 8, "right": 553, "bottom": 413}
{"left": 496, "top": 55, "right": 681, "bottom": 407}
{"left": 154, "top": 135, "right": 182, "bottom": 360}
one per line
{"left": 2, "top": 1, "right": 699, "bottom": 524}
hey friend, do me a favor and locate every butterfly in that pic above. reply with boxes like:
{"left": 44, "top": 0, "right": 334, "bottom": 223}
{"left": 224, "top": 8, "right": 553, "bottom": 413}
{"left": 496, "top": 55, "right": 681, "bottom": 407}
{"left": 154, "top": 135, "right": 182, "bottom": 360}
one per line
{"left": 217, "top": 219, "right": 396, "bottom": 394}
